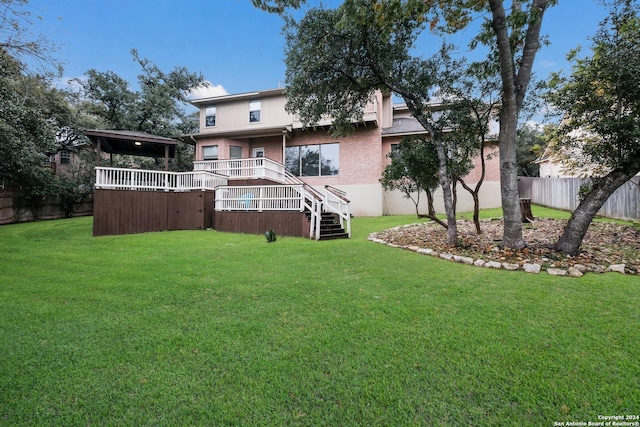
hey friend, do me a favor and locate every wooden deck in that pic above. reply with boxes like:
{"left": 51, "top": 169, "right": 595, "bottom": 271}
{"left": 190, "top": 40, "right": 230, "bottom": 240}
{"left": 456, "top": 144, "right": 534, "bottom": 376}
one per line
{"left": 93, "top": 189, "right": 214, "bottom": 236}
{"left": 91, "top": 159, "right": 350, "bottom": 239}
{"left": 93, "top": 188, "right": 309, "bottom": 238}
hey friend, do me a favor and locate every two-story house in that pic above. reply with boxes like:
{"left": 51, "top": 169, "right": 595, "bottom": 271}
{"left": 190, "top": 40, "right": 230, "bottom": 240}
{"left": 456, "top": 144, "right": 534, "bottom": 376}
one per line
{"left": 90, "top": 88, "right": 501, "bottom": 238}
{"left": 182, "top": 88, "right": 502, "bottom": 217}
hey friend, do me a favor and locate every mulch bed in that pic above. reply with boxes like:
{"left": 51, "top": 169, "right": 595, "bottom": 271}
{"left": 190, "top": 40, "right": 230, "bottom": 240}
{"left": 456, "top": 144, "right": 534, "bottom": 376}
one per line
{"left": 371, "top": 218, "right": 640, "bottom": 275}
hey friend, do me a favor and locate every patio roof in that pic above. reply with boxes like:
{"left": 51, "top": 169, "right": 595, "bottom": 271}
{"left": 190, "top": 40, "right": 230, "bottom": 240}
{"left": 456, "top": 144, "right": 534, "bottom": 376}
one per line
{"left": 84, "top": 130, "right": 178, "bottom": 170}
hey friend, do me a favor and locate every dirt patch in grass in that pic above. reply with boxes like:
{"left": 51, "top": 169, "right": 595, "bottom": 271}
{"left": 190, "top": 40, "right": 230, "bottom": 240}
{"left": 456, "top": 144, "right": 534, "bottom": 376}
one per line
{"left": 371, "top": 218, "right": 640, "bottom": 275}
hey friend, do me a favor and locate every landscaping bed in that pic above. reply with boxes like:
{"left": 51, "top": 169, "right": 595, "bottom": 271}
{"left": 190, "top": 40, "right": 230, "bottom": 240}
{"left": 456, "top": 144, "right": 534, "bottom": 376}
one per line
{"left": 371, "top": 217, "right": 640, "bottom": 275}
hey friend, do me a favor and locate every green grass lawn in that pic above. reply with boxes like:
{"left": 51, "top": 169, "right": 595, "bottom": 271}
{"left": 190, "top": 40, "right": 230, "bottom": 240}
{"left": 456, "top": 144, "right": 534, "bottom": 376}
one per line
{"left": 1, "top": 207, "right": 638, "bottom": 426}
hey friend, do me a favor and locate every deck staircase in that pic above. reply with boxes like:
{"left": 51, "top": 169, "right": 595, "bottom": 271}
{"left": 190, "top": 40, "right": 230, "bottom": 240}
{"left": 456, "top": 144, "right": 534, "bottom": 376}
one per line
{"left": 306, "top": 211, "right": 349, "bottom": 240}
{"left": 286, "top": 172, "right": 351, "bottom": 240}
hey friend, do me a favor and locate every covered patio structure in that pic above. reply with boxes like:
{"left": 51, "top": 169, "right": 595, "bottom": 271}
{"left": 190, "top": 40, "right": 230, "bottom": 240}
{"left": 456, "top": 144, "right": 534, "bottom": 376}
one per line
{"left": 84, "top": 129, "right": 177, "bottom": 171}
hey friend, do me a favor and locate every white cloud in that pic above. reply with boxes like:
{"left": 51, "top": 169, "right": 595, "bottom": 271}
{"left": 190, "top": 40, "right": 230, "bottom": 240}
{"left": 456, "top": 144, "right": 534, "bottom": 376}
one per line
{"left": 538, "top": 60, "right": 556, "bottom": 68}
{"left": 187, "top": 81, "right": 228, "bottom": 100}
{"left": 524, "top": 120, "right": 545, "bottom": 130}
{"left": 53, "top": 76, "right": 86, "bottom": 92}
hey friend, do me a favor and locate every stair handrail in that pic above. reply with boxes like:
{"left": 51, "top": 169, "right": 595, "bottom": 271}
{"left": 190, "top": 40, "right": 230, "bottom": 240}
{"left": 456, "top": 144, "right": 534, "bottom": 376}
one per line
{"left": 324, "top": 185, "right": 352, "bottom": 238}
{"left": 324, "top": 185, "right": 350, "bottom": 202}
{"left": 284, "top": 170, "right": 326, "bottom": 239}
{"left": 304, "top": 184, "right": 324, "bottom": 240}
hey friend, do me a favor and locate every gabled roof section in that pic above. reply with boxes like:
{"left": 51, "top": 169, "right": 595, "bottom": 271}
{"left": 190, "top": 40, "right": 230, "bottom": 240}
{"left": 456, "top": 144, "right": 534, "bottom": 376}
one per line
{"left": 84, "top": 130, "right": 177, "bottom": 158}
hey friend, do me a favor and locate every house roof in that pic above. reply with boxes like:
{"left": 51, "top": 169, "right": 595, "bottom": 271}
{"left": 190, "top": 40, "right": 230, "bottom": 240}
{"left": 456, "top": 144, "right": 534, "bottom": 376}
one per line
{"left": 189, "top": 88, "right": 285, "bottom": 107}
{"left": 381, "top": 118, "right": 429, "bottom": 137}
{"left": 84, "top": 130, "right": 177, "bottom": 158}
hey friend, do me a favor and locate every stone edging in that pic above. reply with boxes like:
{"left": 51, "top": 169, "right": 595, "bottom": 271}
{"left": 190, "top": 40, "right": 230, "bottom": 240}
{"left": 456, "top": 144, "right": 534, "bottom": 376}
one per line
{"left": 368, "top": 225, "right": 631, "bottom": 276}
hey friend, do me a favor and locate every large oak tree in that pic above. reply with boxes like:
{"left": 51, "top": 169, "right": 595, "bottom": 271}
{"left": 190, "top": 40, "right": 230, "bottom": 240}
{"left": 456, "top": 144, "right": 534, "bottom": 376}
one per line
{"left": 75, "top": 50, "right": 207, "bottom": 171}
{"left": 254, "top": 0, "right": 554, "bottom": 249}
{"left": 545, "top": 0, "right": 640, "bottom": 256}
{"left": 283, "top": 3, "right": 460, "bottom": 244}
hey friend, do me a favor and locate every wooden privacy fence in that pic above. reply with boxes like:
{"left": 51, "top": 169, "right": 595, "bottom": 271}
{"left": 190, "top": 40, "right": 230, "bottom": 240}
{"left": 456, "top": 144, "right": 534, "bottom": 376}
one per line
{"left": 0, "top": 192, "right": 93, "bottom": 225}
{"left": 518, "top": 176, "right": 640, "bottom": 221}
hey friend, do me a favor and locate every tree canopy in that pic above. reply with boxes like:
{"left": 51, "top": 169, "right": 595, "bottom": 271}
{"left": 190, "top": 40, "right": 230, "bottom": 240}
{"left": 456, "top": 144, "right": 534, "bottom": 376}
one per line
{"left": 545, "top": 0, "right": 640, "bottom": 255}
{"left": 284, "top": 2, "right": 461, "bottom": 244}
{"left": 74, "top": 50, "right": 206, "bottom": 171}
{"left": 0, "top": 50, "right": 67, "bottom": 208}
{"left": 1, "top": 0, "right": 208, "bottom": 218}
{"left": 259, "top": 0, "right": 554, "bottom": 249}
{"left": 380, "top": 137, "right": 444, "bottom": 226}
{"left": 0, "top": 0, "right": 60, "bottom": 70}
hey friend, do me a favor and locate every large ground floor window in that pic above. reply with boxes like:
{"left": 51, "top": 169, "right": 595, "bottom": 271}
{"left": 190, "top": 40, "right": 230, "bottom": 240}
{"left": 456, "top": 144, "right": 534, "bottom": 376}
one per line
{"left": 285, "top": 143, "right": 339, "bottom": 177}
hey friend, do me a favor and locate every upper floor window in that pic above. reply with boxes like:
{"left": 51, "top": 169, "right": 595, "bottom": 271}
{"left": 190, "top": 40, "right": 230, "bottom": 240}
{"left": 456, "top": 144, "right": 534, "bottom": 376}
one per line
{"left": 202, "top": 145, "right": 219, "bottom": 160}
{"left": 249, "top": 100, "right": 261, "bottom": 123}
{"left": 60, "top": 150, "right": 71, "bottom": 165}
{"left": 205, "top": 106, "right": 217, "bottom": 127}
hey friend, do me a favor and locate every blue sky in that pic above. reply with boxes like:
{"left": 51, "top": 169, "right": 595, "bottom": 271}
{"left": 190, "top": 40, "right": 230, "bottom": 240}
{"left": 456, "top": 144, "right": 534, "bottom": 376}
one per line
{"left": 26, "top": 0, "right": 610, "bottom": 102}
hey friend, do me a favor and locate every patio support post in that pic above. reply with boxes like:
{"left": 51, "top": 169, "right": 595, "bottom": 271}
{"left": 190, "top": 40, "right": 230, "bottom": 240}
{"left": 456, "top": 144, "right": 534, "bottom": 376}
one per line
{"left": 282, "top": 131, "right": 286, "bottom": 166}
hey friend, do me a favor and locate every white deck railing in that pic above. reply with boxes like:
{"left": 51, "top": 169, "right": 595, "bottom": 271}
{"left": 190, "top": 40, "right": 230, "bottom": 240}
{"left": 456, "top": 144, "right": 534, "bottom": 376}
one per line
{"left": 215, "top": 185, "right": 305, "bottom": 211}
{"left": 95, "top": 167, "right": 228, "bottom": 191}
{"left": 193, "top": 158, "right": 286, "bottom": 183}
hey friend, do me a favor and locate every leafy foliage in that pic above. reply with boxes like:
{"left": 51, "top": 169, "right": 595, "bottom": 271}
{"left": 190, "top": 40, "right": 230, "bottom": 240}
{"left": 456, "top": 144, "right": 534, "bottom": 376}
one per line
{"left": 0, "top": 51, "right": 62, "bottom": 211}
{"left": 266, "top": 0, "right": 554, "bottom": 248}
{"left": 74, "top": 49, "right": 206, "bottom": 171}
{"left": 546, "top": 0, "right": 640, "bottom": 175}
{"left": 284, "top": 0, "right": 463, "bottom": 244}
{"left": 438, "top": 59, "right": 502, "bottom": 233}
{"left": 251, "top": 0, "right": 303, "bottom": 14}
{"left": 545, "top": 0, "right": 640, "bottom": 255}
{"left": 515, "top": 123, "right": 548, "bottom": 177}
{"left": 380, "top": 137, "right": 443, "bottom": 224}
{"left": 0, "top": 0, "right": 59, "bottom": 69}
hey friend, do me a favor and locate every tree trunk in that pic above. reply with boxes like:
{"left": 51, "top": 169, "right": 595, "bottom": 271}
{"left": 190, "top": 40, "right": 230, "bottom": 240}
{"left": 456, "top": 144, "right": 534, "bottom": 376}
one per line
{"left": 555, "top": 169, "right": 637, "bottom": 256}
{"left": 458, "top": 177, "right": 482, "bottom": 234}
{"left": 412, "top": 190, "right": 421, "bottom": 218}
{"left": 409, "top": 110, "right": 458, "bottom": 245}
{"left": 499, "top": 117, "right": 525, "bottom": 249}
{"left": 433, "top": 137, "right": 458, "bottom": 245}
{"left": 488, "top": 0, "right": 549, "bottom": 250}
{"left": 424, "top": 189, "right": 448, "bottom": 229}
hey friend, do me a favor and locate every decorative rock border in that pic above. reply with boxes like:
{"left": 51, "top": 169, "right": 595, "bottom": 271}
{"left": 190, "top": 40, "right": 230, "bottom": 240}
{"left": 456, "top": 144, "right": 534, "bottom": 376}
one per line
{"left": 368, "top": 225, "right": 633, "bottom": 276}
